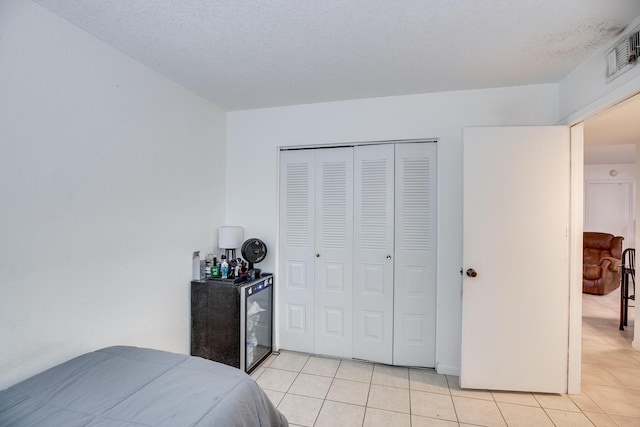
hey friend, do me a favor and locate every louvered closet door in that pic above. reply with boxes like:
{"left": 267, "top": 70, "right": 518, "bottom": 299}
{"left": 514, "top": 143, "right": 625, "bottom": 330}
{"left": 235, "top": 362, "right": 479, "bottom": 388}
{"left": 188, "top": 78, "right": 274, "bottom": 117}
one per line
{"left": 393, "top": 143, "right": 437, "bottom": 367}
{"left": 353, "top": 145, "right": 395, "bottom": 364}
{"left": 314, "top": 147, "right": 354, "bottom": 358}
{"left": 278, "top": 150, "right": 316, "bottom": 353}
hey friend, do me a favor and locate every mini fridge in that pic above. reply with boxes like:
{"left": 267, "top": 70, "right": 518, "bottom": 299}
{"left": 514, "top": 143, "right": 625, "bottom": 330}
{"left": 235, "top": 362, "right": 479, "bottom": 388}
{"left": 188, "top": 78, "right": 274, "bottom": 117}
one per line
{"left": 191, "top": 275, "right": 273, "bottom": 373}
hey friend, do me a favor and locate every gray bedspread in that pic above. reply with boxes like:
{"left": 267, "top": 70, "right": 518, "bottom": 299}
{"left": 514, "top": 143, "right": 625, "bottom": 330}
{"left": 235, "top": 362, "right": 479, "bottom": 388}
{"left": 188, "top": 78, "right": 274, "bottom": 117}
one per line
{"left": 0, "top": 346, "right": 288, "bottom": 426}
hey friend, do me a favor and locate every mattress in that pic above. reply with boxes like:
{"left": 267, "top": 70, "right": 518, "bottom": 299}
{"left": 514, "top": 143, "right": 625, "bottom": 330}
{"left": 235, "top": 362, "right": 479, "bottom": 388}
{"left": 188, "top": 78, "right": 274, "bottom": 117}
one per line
{"left": 0, "top": 346, "right": 288, "bottom": 426}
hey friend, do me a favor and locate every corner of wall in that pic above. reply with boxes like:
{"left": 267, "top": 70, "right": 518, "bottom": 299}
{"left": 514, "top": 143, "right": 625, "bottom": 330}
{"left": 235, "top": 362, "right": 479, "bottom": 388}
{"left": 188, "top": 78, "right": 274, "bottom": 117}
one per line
{"left": 436, "top": 363, "right": 461, "bottom": 377}
{"left": 559, "top": 15, "right": 640, "bottom": 124}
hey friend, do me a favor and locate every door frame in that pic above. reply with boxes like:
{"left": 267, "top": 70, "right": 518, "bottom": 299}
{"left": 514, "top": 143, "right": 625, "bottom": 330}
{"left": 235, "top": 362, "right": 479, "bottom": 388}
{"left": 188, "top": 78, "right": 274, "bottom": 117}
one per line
{"left": 565, "top": 89, "right": 640, "bottom": 394}
{"left": 568, "top": 124, "right": 584, "bottom": 395}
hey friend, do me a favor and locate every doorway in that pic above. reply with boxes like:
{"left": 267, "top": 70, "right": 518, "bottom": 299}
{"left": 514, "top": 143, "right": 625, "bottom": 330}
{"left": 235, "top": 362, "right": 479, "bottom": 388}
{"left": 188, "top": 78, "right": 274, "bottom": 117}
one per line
{"left": 582, "top": 93, "right": 639, "bottom": 351}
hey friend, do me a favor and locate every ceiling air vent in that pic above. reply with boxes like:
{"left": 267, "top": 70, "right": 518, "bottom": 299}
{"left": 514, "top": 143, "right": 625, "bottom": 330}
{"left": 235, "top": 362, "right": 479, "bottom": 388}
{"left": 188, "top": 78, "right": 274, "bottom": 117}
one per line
{"left": 606, "top": 26, "right": 640, "bottom": 82}
{"left": 630, "top": 30, "right": 640, "bottom": 62}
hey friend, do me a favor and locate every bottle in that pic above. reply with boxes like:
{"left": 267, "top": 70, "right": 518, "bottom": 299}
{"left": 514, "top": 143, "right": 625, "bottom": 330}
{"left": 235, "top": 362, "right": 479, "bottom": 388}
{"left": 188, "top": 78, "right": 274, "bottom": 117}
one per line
{"left": 220, "top": 255, "right": 229, "bottom": 279}
{"left": 247, "top": 333, "right": 257, "bottom": 366}
{"left": 211, "top": 257, "right": 220, "bottom": 278}
{"left": 204, "top": 253, "right": 215, "bottom": 279}
{"left": 229, "top": 259, "right": 237, "bottom": 278}
{"left": 211, "top": 263, "right": 220, "bottom": 279}
{"left": 192, "top": 251, "right": 201, "bottom": 280}
{"left": 204, "top": 261, "right": 212, "bottom": 279}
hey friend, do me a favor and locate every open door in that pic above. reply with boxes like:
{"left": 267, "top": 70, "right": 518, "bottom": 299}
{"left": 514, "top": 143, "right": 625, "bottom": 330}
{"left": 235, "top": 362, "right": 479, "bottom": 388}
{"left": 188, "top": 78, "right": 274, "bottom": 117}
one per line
{"left": 461, "top": 126, "right": 571, "bottom": 393}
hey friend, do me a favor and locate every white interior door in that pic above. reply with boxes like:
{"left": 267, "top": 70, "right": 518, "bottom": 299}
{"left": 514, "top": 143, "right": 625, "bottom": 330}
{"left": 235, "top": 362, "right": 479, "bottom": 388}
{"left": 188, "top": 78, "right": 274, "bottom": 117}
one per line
{"left": 314, "top": 148, "right": 354, "bottom": 358}
{"left": 278, "top": 149, "right": 316, "bottom": 353}
{"left": 461, "top": 126, "right": 570, "bottom": 393}
{"left": 353, "top": 144, "right": 394, "bottom": 364}
{"left": 393, "top": 142, "right": 437, "bottom": 367}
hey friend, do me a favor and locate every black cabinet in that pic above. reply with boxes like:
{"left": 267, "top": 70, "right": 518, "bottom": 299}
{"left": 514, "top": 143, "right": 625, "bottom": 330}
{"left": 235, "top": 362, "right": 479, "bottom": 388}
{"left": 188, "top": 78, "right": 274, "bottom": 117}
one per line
{"left": 191, "top": 280, "right": 241, "bottom": 369}
{"left": 191, "top": 275, "right": 273, "bottom": 373}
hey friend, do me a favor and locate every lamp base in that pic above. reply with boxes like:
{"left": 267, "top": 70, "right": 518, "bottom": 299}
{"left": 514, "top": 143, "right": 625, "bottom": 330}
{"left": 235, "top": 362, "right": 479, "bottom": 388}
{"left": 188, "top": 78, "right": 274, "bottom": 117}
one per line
{"left": 224, "top": 249, "right": 237, "bottom": 261}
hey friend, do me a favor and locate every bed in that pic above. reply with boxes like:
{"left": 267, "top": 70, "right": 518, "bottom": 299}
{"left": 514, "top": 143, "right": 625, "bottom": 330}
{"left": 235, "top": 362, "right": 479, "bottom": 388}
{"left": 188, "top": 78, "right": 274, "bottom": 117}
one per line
{"left": 0, "top": 345, "right": 288, "bottom": 426}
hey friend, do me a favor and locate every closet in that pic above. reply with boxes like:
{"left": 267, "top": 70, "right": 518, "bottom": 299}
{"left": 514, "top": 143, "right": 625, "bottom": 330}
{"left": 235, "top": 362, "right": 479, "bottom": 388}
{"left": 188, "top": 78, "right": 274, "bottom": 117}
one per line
{"left": 278, "top": 141, "right": 436, "bottom": 367}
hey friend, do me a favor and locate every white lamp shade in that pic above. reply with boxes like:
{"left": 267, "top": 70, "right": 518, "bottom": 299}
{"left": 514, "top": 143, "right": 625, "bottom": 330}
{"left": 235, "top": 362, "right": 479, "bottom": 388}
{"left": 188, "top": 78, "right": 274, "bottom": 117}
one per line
{"left": 218, "top": 226, "right": 244, "bottom": 249}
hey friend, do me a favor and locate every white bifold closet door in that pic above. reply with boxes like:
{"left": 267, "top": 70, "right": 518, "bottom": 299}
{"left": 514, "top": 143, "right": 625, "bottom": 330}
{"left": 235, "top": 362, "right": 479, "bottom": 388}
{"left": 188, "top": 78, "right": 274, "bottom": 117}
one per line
{"left": 278, "top": 147, "right": 354, "bottom": 357}
{"left": 278, "top": 149, "right": 316, "bottom": 353}
{"left": 393, "top": 143, "right": 437, "bottom": 367}
{"left": 279, "top": 142, "right": 436, "bottom": 367}
{"left": 314, "top": 148, "right": 354, "bottom": 358}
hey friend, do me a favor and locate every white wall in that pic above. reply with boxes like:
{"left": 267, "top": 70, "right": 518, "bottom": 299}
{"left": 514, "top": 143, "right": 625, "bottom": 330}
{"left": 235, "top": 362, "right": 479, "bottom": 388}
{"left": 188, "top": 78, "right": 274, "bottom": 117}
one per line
{"left": 0, "top": 0, "right": 226, "bottom": 389}
{"left": 560, "top": 16, "right": 640, "bottom": 123}
{"left": 227, "top": 84, "right": 559, "bottom": 373}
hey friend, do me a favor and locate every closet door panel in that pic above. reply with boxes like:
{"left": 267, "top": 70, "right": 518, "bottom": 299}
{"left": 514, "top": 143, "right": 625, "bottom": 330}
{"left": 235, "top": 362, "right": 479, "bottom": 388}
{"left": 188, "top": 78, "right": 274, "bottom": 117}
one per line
{"left": 314, "top": 148, "right": 354, "bottom": 358}
{"left": 353, "top": 144, "right": 394, "bottom": 364}
{"left": 394, "top": 143, "right": 437, "bottom": 367}
{"left": 278, "top": 150, "right": 316, "bottom": 353}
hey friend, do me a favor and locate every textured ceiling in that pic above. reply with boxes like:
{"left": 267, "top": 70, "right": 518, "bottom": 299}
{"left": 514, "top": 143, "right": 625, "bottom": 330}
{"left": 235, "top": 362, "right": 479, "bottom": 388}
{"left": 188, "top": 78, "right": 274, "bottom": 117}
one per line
{"left": 32, "top": 0, "right": 640, "bottom": 111}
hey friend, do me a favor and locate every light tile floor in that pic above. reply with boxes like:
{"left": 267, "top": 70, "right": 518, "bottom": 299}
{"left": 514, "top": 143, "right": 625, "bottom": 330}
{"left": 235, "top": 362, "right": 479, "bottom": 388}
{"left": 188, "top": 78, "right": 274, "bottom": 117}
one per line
{"left": 252, "top": 287, "right": 638, "bottom": 426}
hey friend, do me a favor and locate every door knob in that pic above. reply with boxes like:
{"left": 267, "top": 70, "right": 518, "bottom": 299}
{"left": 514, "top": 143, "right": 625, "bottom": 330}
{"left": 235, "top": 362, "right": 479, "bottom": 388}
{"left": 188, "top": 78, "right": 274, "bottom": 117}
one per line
{"left": 387, "top": 255, "right": 392, "bottom": 260}
{"left": 316, "top": 253, "right": 320, "bottom": 258}
{"left": 466, "top": 268, "right": 477, "bottom": 278}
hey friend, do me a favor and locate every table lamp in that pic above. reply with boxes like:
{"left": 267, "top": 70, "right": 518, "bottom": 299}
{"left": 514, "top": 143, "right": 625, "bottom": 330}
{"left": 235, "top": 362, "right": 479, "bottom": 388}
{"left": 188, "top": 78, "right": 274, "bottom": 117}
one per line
{"left": 218, "top": 226, "right": 244, "bottom": 261}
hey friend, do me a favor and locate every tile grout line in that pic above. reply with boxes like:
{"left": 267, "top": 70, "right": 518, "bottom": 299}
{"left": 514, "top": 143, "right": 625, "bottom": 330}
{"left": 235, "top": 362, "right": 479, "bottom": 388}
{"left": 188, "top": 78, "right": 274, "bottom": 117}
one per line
{"left": 444, "top": 375, "right": 461, "bottom": 425}
{"left": 263, "top": 350, "right": 640, "bottom": 426}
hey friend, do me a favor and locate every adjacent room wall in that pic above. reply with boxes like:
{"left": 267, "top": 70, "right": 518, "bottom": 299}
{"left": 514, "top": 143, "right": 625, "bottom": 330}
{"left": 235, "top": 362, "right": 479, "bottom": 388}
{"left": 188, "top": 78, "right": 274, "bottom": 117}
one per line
{"left": 0, "top": 0, "right": 226, "bottom": 389}
{"left": 226, "top": 83, "right": 560, "bottom": 374}
{"left": 583, "top": 164, "right": 636, "bottom": 248}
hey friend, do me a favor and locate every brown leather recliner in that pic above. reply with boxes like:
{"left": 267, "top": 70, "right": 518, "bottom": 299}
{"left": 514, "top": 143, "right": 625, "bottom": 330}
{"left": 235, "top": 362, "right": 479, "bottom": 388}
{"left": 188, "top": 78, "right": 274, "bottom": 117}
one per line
{"left": 583, "top": 232, "right": 623, "bottom": 295}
